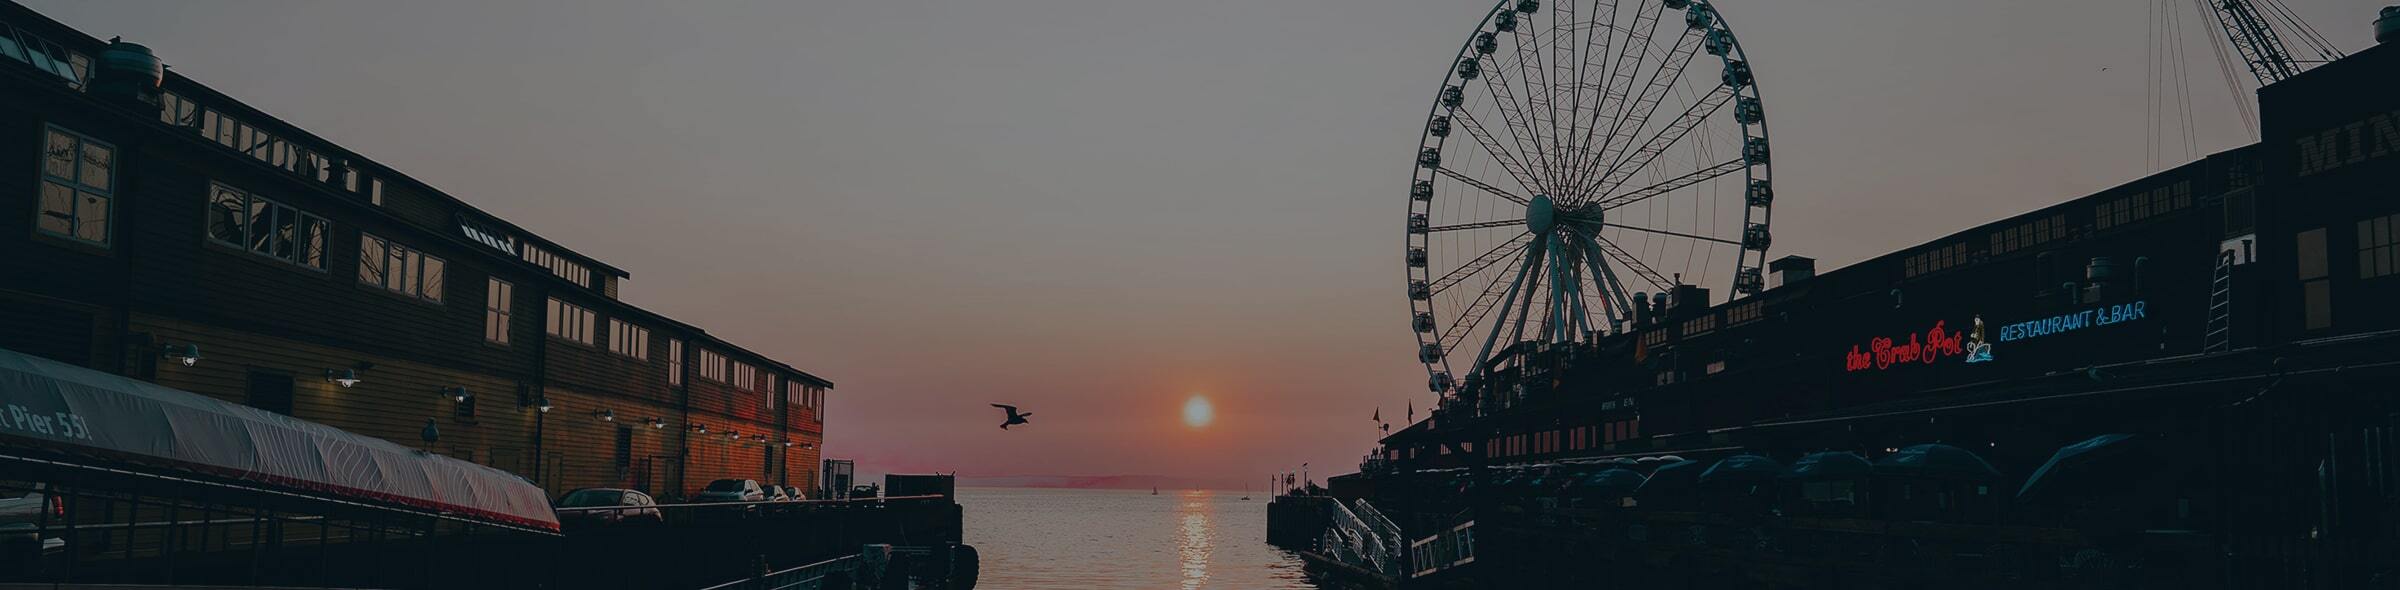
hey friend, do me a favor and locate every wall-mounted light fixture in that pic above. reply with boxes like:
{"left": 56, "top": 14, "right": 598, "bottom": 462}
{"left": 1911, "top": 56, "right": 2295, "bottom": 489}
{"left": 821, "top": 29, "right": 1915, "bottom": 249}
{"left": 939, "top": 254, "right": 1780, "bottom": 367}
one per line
{"left": 535, "top": 396, "right": 553, "bottom": 413}
{"left": 800, "top": 442, "right": 815, "bottom": 450}
{"left": 160, "top": 343, "right": 202, "bottom": 367}
{"left": 726, "top": 430, "right": 741, "bottom": 441}
{"left": 648, "top": 417, "right": 666, "bottom": 429}
{"left": 444, "top": 386, "right": 472, "bottom": 403}
{"left": 595, "top": 409, "right": 615, "bottom": 422}
{"left": 326, "top": 368, "right": 362, "bottom": 388}
{"left": 690, "top": 423, "right": 709, "bottom": 434}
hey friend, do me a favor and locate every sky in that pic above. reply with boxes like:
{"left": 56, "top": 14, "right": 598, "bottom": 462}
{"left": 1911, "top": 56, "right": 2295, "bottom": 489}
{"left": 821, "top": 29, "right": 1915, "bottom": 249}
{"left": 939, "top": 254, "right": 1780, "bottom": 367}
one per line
{"left": 28, "top": 0, "right": 2391, "bottom": 487}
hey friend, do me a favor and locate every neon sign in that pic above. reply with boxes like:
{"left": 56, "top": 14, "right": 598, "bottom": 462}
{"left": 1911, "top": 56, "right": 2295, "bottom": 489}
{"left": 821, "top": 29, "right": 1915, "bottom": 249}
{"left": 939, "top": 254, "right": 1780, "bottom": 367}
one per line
{"left": 1842, "top": 300, "right": 2149, "bottom": 372}
{"left": 1844, "top": 321, "right": 1966, "bottom": 372}
{"left": 1995, "top": 301, "right": 2148, "bottom": 343}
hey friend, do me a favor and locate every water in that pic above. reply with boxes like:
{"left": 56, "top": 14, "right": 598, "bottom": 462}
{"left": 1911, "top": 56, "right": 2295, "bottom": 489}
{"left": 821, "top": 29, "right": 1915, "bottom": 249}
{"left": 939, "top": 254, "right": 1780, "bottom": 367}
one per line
{"left": 959, "top": 487, "right": 1321, "bottom": 590}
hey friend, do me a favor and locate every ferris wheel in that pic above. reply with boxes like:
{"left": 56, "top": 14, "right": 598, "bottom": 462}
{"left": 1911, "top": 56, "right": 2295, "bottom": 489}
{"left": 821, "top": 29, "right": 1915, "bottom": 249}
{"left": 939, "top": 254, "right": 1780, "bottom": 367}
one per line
{"left": 1406, "top": 0, "right": 1774, "bottom": 396}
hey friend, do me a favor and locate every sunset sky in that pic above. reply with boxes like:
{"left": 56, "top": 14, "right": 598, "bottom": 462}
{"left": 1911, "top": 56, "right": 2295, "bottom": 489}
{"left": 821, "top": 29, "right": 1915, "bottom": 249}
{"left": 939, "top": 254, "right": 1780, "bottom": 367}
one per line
{"left": 32, "top": 0, "right": 2386, "bottom": 487}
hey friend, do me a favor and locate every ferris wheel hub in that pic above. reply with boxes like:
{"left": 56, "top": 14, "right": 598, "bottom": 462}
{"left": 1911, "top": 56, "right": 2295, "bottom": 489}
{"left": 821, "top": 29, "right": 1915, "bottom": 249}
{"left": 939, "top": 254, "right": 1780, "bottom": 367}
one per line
{"left": 1525, "top": 194, "right": 1556, "bottom": 234}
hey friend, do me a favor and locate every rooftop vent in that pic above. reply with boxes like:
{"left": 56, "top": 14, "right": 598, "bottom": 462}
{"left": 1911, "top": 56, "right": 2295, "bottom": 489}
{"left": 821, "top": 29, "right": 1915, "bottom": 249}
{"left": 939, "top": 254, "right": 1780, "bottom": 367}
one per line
{"left": 90, "top": 38, "right": 162, "bottom": 107}
{"left": 2380, "top": 6, "right": 2399, "bottom": 44}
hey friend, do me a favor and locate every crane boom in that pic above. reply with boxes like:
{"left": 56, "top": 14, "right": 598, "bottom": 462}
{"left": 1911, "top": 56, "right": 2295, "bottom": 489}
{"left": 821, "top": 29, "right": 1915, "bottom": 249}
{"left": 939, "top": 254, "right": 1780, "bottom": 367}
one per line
{"left": 2205, "top": 0, "right": 2304, "bottom": 85}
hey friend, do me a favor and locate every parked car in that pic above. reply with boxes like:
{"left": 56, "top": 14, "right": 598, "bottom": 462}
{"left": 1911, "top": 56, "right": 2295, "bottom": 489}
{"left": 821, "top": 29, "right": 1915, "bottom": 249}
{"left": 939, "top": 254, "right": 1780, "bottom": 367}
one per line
{"left": 553, "top": 488, "right": 663, "bottom": 530}
{"left": 695, "top": 479, "right": 766, "bottom": 504}
{"left": 763, "top": 485, "right": 791, "bottom": 502}
{"left": 2, "top": 482, "right": 65, "bottom": 569}
{"left": 782, "top": 485, "right": 807, "bottom": 501}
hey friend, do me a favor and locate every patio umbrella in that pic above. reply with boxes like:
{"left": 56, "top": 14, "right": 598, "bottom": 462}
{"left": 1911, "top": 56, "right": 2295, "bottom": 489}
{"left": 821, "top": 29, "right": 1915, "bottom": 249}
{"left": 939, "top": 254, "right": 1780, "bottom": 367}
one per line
{"left": 1874, "top": 443, "right": 2002, "bottom": 481}
{"left": 1784, "top": 451, "right": 1872, "bottom": 480}
{"left": 2017, "top": 434, "right": 2141, "bottom": 500}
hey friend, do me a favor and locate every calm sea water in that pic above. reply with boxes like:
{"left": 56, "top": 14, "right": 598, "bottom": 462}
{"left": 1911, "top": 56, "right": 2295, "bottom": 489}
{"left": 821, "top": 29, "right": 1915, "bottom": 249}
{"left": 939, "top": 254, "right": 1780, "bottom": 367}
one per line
{"left": 958, "top": 487, "right": 1321, "bottom": 590}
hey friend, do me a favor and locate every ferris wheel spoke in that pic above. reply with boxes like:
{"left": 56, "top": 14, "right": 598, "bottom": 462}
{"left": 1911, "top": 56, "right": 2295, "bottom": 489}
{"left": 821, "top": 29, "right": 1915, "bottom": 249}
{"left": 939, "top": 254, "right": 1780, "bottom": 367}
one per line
{"left": 1573, "top": 25, "right": 1707, "bottom": 203}
{"left": 1430, "top": 233, "right": 1537, "bottom": 296}
{"left": 1437, "top": 246, "right": 1533, "bottom": 351}
{"left": 1449, "top": 243, "right": 1542, "bottom": 364}
{"left": 1509, "top": 15, "right": 1561, "bottom": 189}
{"left": 1591, "top": 221, "right": 1740, "bottom": 247}
{"left": 1593, "top": 157, "right": 1746, "bottom": 210}
{"left": 1432, "top": 165, "right": 1534, "bottom": 207}
{"left": 1595, "top": 238, "right": 1677, "bottom": 292}
{"left": 1588, "top": 84, "right": 1737, "bottom": 201}
{"left": 1566, "top": 0, "right": 1666, "bottom": 201}
{"left": 1571, "top": 237, "right": 1635, "bottom": 328}
{"left": 1428, "top": 219, "right": 1529, "bottom": 233}
{"left": 1470, "top": 64, "right": 1555, "bottom": 197}
{"left": 1562, "top": 0, "right": 1625, "bottom": 193}
{"left": 1448, "top": 109, "right": 1549, "bottom": 199}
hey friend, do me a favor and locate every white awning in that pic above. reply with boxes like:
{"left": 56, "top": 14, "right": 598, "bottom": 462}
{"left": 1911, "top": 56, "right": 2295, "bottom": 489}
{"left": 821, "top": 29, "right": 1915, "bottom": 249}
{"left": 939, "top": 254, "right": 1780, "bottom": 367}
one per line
{"left": 0, "top": 347, "right": 558, "bottom": 531}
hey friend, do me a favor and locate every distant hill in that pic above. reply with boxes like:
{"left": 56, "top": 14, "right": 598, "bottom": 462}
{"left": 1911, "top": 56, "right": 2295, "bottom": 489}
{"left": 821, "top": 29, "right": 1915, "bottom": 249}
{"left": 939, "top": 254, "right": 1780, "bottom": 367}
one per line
{"left": 955, "top": 474, "right": 1250, "bottom": 491}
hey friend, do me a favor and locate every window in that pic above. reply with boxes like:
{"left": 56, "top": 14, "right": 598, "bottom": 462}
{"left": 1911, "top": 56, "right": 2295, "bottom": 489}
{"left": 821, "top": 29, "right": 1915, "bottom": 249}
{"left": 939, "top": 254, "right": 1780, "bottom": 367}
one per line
{"left": 2360, "top": 213, "right": 2398, "bottom": 279}
{"left": 3, "top": 24, "right": 87, "bottom": 86}
{"left": 732, "top": 362, "right": 757, "bottom": 391}
{"left": 485, "top": 279, "right": 513, "bottom": 344}
{"left": 546, "top": 298, "right": 596, "bottom": 344}
{"left": 766, "top": 374, "right": 779, "bottom": 410}
{"left": 699, "top": 349, "right": 727, "bottom": 382}
{"left": 369, "top": 178, "right": 384, "bottom": 206}
{"left": 2299, "top": 227, "right": 2332, "bottom": 330}
{"left": 358, "top": 234, "right": 444, "bottom": 302}
{"left": 669, "top": 340, "right": 686, "bottom": 385}
{"left": 37, "top": 126, "right": 113, "bottom": 245}
{"left": 608, "top": 319, "right": 650, "bottom": 359}
{"left": 522, "top": 244, "right": 593, "bottom": 288}
{"left": 206, "top": 183, "right": 327, "bottom": 269}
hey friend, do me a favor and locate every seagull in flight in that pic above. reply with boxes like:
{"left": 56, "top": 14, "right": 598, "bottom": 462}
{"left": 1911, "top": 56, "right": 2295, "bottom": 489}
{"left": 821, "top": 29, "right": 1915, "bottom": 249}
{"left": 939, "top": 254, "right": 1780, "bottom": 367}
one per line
{"left": 991, "top": 404, "right": 1032, "bottom": 430}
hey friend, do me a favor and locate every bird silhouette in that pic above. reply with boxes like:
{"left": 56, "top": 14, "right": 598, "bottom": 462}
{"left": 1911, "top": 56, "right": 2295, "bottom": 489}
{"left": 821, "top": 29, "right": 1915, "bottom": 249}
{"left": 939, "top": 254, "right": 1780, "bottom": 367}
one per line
{"left": 992, "top": 404, "right": 1032, "bottom": 430}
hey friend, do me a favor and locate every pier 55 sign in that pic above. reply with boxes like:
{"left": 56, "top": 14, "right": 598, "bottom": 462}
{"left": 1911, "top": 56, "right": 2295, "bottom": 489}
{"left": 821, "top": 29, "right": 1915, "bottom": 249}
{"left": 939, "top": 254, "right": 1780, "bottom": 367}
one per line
{"left": 1843, "top": 300, "right": 2149, "bottom": 373}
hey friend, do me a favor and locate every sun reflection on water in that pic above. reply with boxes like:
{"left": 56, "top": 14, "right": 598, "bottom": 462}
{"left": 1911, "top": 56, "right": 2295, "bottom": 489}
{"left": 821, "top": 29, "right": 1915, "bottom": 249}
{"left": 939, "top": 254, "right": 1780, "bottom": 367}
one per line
{"left": 1179, "top": 490, "right": 1214, "bottom": 589}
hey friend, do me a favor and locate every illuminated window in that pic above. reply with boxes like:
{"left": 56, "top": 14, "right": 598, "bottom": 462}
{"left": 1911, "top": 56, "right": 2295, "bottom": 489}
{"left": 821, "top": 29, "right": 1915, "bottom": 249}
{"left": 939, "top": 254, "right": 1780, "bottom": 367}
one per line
{"left": 2359, "top": 213, "right": 2398, "bottom": 279}
{"left": 37, "top": 126, "right": 113, "bottom": 245}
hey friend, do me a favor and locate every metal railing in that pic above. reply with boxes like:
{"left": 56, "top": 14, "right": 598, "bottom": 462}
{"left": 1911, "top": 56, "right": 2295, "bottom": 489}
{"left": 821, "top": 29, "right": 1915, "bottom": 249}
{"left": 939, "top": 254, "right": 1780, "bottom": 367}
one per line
{"left": 553, "top": 494, "right": 948, "bottom": 516}
{"left": 694, "top": 555, "right": 859, "bottom": 590}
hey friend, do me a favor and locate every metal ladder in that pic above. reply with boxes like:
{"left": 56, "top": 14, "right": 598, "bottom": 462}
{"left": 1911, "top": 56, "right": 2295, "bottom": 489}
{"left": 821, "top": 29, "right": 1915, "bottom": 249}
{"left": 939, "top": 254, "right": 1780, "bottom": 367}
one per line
{"left": 2203, "top": 249, "right": 2236, "bottom": 353}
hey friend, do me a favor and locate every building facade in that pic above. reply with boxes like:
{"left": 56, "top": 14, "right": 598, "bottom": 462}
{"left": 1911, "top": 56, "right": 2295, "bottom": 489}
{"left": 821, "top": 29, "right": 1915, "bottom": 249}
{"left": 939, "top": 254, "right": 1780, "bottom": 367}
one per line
{"left": 0, "top": 2, "right": 829, "bottom": 501}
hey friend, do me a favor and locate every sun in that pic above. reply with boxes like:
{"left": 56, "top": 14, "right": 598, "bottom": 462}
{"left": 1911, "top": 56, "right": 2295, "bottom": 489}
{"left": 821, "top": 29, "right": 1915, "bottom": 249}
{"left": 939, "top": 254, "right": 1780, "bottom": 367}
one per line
{"left": 1182, "top": 396, "right": 1214, "bottom": 429}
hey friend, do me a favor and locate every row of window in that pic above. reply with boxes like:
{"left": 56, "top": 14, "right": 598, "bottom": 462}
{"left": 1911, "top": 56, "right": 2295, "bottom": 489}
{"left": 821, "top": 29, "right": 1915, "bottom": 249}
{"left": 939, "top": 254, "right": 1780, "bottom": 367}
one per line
{"left": 1724, "top": 301, "right": 1764, "bottom": 326}
{"left": 161, "top": 92, "right": 384, "bottom": 206}
{"left": 208, "top": 183, "right": 329, "bottom": 270}
{"left": 608, "top": 319, "right": 650, "bottom": 359}
{"left": 0, "top": 19, "right": 89, "bottom": 88}
{"left": 522, "top": 244, "right": 593, "bottom": 289}
{"left": 2093, "top": 180, "right": 2194, "bottom": 231}
{"left": 732, "top": 361, "right": 758, "bottom": 392}
{"left": 546, "top": 298, "right": 597, "bottom": 344}
{"left": 359, "top": 234, "right": 445, "bottom": 303}
{"left": 1903, "top": 242, "right": 1972, "bottom": 278}
{"left": 1989, "top": 213, "right": 2070, "bottom": 256}
{"left": 785, "top": 381, "right": 825, "bottom": 410}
